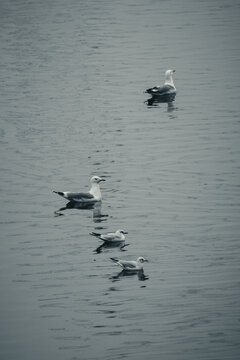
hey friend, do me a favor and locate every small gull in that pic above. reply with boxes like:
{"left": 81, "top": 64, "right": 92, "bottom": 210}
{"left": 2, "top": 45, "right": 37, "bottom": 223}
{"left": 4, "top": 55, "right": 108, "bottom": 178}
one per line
{"left": 90, "top": 229, "right": 128, "bottom": 242}
{"left": 145, "top": 69, "right": 176, "bottom": 96}
{"left": 53, "top": 176, "right": 105, "bottom": 203}
{"left": 91, "top": 229, "right": 129, "bottom": 252}
{"left": 110, "top": 256, "right": 148, "bottom": 271}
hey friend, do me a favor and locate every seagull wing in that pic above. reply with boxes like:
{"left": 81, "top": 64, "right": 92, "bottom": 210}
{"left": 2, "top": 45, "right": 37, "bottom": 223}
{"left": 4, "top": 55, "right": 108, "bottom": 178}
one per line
{"left": 110, "top": 258, "right": 136, "bottom": 268}
{"left": 146, "top": 84, "right": 175, "bottom": 95}
{"left": 120, "top": 260, "right": 137, "bottom": 269}
{"left": 65, "top": 192, "right": 95, "bottom": 202}
{"left": 102, "top": 233, "right": 121, "bottom": 241}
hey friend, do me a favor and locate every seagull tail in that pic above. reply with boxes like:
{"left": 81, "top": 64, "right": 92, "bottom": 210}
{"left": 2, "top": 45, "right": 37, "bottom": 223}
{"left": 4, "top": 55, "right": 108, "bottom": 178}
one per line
{"left": 53, "top": 191, "right": 64, "bottom": 197}
{"left": 90, "top": 232, "right": 101, "bottom": 238}
{"left": 145, "top": 87, "right": 155, "bottom": 94}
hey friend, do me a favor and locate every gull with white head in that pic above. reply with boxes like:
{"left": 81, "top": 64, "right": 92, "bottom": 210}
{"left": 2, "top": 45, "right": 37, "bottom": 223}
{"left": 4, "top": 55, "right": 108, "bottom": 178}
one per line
{"left": 90, "top": 229, "right": 128, "bottom": 243}
{"left": 110, "top": 256, "right": 148, "bottom": 271}
{"left": 145, "top": 69, "right": 176, "bottom": 96}
{"left": 53, "top": 176, "right": 105, "bottom": 203}
{"left": 92, "top": 229, "right": 129, "bottom": 253}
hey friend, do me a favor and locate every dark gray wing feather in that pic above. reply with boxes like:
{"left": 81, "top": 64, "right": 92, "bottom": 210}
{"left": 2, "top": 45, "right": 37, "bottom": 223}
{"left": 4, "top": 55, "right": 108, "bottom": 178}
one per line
{"left": 146, "top": 84, "right": 175, "bottom": 95}
{"left": 66, "top": 192, "right": 94, "bottom": 201}
{"left": 90, "top": 232, "right": 101, "bottom": 237}
{"left": 122, "top": 262, "right": 136, "bottom": 269}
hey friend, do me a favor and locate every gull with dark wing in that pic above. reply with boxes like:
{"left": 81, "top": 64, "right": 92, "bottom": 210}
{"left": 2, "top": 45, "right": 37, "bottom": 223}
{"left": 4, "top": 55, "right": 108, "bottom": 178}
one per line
{"left": 53, "top": 176, "right": 105, "bottom": 203}
{"left": 145, "top": 69, "right": 176, "bottom": 96}
{"left": 110, "top": 256, "right": 148, "bottom": 271}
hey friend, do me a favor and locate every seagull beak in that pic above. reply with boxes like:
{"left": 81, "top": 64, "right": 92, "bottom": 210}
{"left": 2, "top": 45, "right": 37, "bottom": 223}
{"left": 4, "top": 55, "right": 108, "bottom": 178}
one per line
{"left": 123, "top": 231, "right": 128, "bottom": 234}
{"left": 172, "top": 69, "right": 176, "bottom": 72}
{"left": 144, "top": 259, "right": 149, "bottom": 262}
{"left": 100, "top": 178, "right": 106, "bottom": 182}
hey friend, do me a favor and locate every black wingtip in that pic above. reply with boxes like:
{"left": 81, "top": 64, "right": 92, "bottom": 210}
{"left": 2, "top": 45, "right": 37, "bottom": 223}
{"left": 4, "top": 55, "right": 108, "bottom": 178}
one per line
{"left": 90, "top": 232, "right": 101, "bottom": 237}
{"left": 53, "top": 191, "right": 64, "bottom": 196}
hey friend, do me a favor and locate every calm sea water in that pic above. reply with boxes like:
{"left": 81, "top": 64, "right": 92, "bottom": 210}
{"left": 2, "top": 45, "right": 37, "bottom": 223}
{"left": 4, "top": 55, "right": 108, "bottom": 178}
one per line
{"left": 0, "top": 0, "right": 240, "bottom": 359}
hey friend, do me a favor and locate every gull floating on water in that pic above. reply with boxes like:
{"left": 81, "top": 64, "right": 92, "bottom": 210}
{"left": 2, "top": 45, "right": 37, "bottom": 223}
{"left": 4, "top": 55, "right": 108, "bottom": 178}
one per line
{"left": 91, "top": 229, "right": 129, "bottom": 252}
{"left": 90, "top": 229, "right": 128, "bottom": 242}
{"left": 53, "top": 176, "right": 105, "bottom": 203}
{"left": 145, "top": 69, "right": 176, "bottom": 96}
{"left": 110, "top": 256, "right": 148, "bottom": 271}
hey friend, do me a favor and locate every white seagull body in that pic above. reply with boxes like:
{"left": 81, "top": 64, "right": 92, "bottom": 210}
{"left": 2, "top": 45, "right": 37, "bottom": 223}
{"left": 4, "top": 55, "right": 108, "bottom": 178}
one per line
{"left": 146, "top": 69, "right": 176, "bottom": 96}
{"left": 110, "top": 256, "right": 148, "bottom": 271}
{"left": 53, "top": 176, "right": 105, "bottom": 203}
{"left": 90, "top": 229, "right": 128, "bottom": 243}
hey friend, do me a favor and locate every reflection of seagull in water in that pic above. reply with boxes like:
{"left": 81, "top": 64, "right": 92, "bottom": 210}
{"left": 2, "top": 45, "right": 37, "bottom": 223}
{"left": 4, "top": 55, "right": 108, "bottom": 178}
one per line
{"left": 53, "top": 176, "right": 105, "bottom": 203}
{"left": 91, "top": 229, "right": 129, "bottom": 252}
{"left": 54, "top": 198, "right": 108, "bottom": 221}
{"left": 146, "top": 93, "right": 176, "bottom": 107}
{"left": 145, "top": 69, "right": 176, "bottom": 96}
{"left": 110, "top": 256, "right": 148, "bottom": 271}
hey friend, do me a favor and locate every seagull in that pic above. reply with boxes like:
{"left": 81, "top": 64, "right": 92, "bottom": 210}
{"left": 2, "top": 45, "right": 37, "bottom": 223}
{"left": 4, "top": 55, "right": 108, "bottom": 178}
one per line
{"left": 145, "top": 69, "right": 176, "bottom": 96}
{"left": 90, "top": 229, "right": 128, "bottom": 243}
{"left": 110, "top": 256, "right": 148, "bottom": 271}
{"left": 53, "top": 176, "right": 105, "bottom": 202}
{"left": 91, "top": 229, "right": 129, "bottom": 252}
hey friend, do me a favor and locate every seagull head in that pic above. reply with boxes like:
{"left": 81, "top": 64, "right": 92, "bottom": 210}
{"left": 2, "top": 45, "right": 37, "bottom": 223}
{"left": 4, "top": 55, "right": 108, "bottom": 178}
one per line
{"left": 117, "top": 229, "right": 128, "bottom": 235}
{"left": 90, "top": 176, "right": 106, "bottom": 184}
{"left": 137, "top": 257, "right": 148, "bottom": 263}
{"left": 165, "top": 69, "right": 176, "bottom": 76}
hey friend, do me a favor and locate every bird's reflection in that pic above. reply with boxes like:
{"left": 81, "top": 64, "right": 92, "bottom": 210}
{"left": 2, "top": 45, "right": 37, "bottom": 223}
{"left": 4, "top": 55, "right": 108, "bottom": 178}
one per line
{"left": 54, "top": 201, "right": 108, "bottom": 222}
{"left": 111, "top": 269, "right": 149, "bottom": 282}
{"left": 145, "top": 93, "right": 176, "bottom": 111}
{"left": 94, "top": 241, "right": 129, "bottom": 254}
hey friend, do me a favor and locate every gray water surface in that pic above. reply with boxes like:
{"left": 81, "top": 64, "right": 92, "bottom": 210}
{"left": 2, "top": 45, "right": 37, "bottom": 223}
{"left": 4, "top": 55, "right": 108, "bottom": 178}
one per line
{"left": 1, "top": 0, "right": 240, "bottom": 359}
